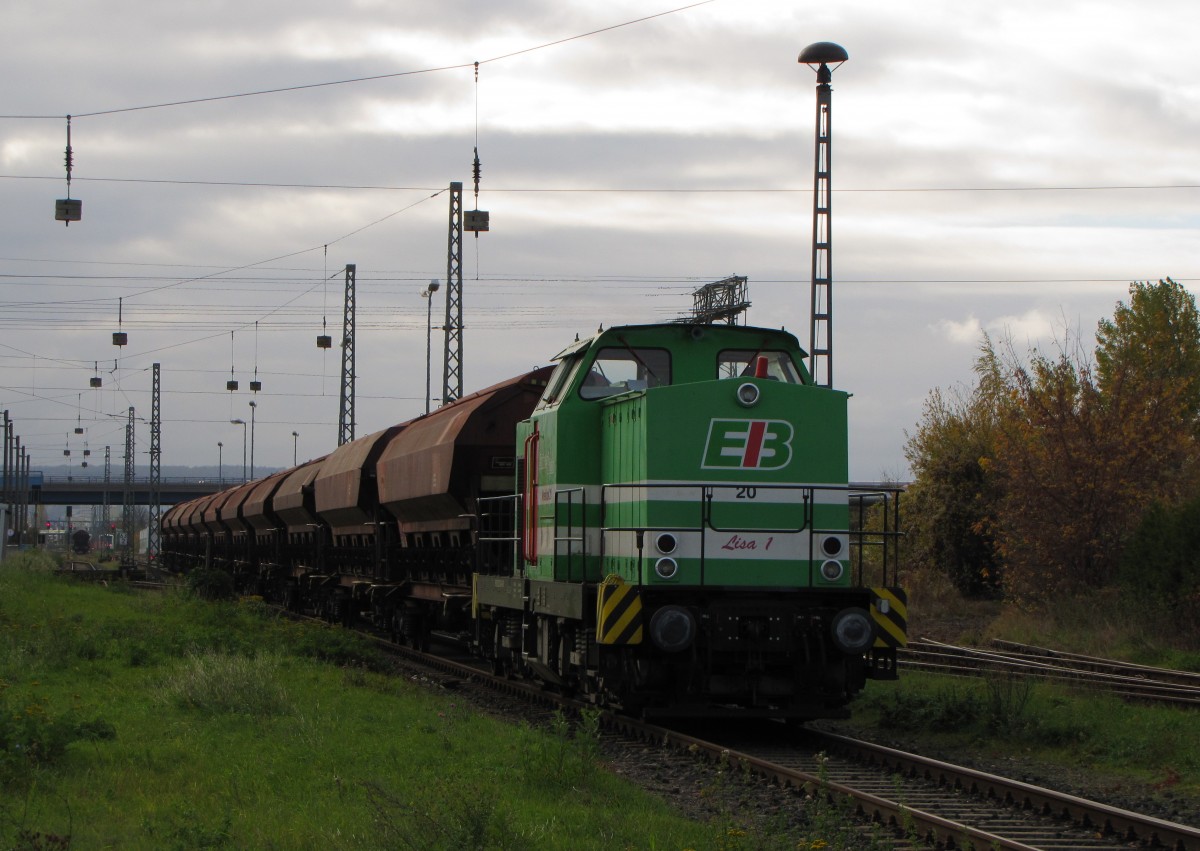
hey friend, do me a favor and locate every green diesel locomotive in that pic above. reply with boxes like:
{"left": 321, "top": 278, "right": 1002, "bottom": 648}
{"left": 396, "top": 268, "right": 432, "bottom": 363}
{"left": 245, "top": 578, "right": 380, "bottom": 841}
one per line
{"left": 474, "top": 322, "right": 905, "bottom": 718}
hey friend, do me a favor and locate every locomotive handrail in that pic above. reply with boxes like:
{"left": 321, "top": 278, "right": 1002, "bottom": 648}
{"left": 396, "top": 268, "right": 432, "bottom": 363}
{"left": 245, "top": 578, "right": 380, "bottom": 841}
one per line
{"left": 847, "top": 487, "right": 904, "bottom": 588}
{"left": 597, "top": 481, "right": 904, "bottom": 588}
{"left": 476, "top": 493, "right": 522, "bottom": 576}
{"left": 521, "top": 427, "right": 540, "bottom": 566}
{"left": 700, "top": 484, "right": 814, "bottom": 534}
{"left": 476, "top": 496, "right": 519, "bottom": 543}
{"left": 601, "top": 480, "right": 821, "bottom": 534}
{"left": 552, "top": 487, "right": 587, "bottom": 582}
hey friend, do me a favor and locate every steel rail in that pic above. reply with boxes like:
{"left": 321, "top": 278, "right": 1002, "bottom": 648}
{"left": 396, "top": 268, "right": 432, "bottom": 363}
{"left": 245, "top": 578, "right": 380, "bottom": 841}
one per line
{"left": 988, "top": 638, "right": 1200, "bottom": 687}
{"left": 813, "top": 729, "right": 1200, "bottom": 851}
{"left": 901, "top": 638, "right": 1200, "bottom": 706}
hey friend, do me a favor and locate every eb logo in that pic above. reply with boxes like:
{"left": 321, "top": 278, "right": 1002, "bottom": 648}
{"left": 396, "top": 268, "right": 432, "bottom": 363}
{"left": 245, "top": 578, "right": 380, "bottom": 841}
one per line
{"left": 701, "top": 419, "right": 794, "bottom": 470}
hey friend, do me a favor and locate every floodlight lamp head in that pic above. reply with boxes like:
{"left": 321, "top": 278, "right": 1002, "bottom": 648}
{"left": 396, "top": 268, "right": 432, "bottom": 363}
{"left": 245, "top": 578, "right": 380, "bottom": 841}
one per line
{"left": 799, "top": 41, "right": 848, "bottom": 78}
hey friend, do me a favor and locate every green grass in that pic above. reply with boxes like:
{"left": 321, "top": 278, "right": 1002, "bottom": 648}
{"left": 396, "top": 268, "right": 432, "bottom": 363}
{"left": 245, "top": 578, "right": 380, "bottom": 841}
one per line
{"left": 0, "top": 553, "right": 819, "bottom": 850}
{"left": 847, "top": 670, "right": 1200, "bottom": 800}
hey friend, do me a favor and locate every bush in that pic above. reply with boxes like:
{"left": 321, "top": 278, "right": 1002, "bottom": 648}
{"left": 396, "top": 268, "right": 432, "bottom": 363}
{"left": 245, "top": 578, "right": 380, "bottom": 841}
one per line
{"left": 1118, "top": 496, "right": 1200, "bottom": 642}
{"left": 186, "top": 568, "right": 235, "bottom": 601}
{"left": 157, "top": 652, "right": 291, "bottom": 716}
{"left": 362, "top": 777, "right": 518, "bottom": 851}
{"left": 285, "top": 621, "right": 380, "bottom": 668}
{"left": 873, "top": 685, "right": 981, "bottom": 732}
{"left": 0, "top": 692, "right": 116, "bottom": 789}
{"left": 522, "top": 709, "right": 603, "bottom": 788}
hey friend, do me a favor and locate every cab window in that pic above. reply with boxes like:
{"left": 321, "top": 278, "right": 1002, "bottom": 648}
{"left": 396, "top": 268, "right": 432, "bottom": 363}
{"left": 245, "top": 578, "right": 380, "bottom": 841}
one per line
{"left": 579, "top": 347, "right": 671, "bottom": 399}
{"left": 717, "top": 349, "right": 803, "bottom": 383}
{"left": 536, "top": 355, "right": 585, "bottom": 410}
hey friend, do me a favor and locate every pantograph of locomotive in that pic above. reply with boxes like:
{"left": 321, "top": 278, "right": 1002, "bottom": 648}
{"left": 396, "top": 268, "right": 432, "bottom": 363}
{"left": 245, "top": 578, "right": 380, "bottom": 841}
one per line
{"left": 162, "top": 322, "right": 906, "bottom": 719}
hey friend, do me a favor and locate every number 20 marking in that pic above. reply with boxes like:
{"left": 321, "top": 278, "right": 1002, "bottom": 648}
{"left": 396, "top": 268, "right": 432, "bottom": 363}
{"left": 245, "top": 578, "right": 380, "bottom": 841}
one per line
{"left": 735, "top": 487, "right": 757, "bottom": 499}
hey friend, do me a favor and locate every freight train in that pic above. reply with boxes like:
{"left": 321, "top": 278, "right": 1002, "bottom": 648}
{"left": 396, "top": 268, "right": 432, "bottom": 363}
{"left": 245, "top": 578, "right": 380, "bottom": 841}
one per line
{"left": 162, "top": 322, "right": 906, "bottom": 719}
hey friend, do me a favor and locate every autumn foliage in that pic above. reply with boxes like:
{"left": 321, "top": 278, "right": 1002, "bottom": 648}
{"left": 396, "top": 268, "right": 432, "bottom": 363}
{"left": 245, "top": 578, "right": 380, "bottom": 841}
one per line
{"left": 903, "top": 348, "right": 1005, "bottom": 597}
{"left": 906, "top": 279, "right": 1200, "bottom": 607}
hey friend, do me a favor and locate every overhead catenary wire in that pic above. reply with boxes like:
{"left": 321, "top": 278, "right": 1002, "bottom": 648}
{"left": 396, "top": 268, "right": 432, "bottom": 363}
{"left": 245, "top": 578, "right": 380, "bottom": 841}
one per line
{"left": 0, "top": 189, "right": 447, "bottom": 372}
{"left": 5, "top": 174, "right": 1200, "bottom": 194}
{"left": 0, "top": 1, "right": 717, "bottom": 121}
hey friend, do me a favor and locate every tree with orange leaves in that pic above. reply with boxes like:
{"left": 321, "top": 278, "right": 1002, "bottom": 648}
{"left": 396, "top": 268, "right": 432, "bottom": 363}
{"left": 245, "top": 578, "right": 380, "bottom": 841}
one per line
{"left": 906, "top": 279, "right": 1200, "bottom": 603}
{"left": 993, "top": 279, "right": 1200, "bottom": 598}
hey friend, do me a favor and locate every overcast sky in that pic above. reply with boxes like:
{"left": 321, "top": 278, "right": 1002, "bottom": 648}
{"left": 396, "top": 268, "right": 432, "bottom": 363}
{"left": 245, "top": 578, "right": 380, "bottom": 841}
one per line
{"left": 2, "top": 0, "right": 1197, "bottom": 480}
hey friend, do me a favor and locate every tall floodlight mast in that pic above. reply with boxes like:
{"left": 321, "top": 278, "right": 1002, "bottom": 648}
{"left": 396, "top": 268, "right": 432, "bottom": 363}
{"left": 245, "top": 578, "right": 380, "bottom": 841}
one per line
{"left": 799, "top": 41, "right": 848, "bottom": 389}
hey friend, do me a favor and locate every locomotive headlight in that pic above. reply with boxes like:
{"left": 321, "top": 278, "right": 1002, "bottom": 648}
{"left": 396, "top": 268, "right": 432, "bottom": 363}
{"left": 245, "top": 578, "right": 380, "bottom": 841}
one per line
{"left": 830, "top": 608, "right": 875, "bottom": 654}
{"left": 819, "top": 559, "right": 845, "bottom": 582}
{"left": 654, "top": 557, "right": 679, "bottom": 579}
{"left": 655, "top": 533, "right": 678, "bottom": 555}
{"left": 820, "top": 535, "right": 845, "bottom": 558}
{"left": 736, "top": 382, "right": 760, "bottom": 407}
{"left": 649, "top": 605, "right": 695, "bottom": 652}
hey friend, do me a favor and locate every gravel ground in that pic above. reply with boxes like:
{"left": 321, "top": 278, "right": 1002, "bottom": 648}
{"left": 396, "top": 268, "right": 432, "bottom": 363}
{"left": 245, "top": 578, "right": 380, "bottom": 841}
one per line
{"left": 599, "top": 736, "right": 822, "bottom": 844}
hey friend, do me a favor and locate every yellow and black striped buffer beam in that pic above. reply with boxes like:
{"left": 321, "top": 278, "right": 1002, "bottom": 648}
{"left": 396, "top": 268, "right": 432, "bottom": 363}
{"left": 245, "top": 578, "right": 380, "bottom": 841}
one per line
{"left": 871, "top": 587, "right": 908, "bottom": 648}
{"left": 596, "top": 575, "right": 643, "bottom": 645}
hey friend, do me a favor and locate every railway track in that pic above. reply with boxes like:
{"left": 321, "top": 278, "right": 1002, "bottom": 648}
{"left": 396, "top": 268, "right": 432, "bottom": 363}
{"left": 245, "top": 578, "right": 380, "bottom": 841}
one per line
{"left": 752, "top": 728, "right": 1200, "bottom": 850}
{"left": 622, "top": 709, "right": 1200, "bottom": 850}
{"left": 309, "top": 616, "right": 1200, "bottom": 849}
{"left": 117, "top": 587, "right": 1195, "bottom": 848}
{"left": 900, "top": 637, "right": 1200, "bottom": 707}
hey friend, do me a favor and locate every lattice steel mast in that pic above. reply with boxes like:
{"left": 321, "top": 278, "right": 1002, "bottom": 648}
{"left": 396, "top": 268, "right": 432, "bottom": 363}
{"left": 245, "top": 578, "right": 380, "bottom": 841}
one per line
{"left": 122, "top": 407, "right": 134, "bottom": 566}
{"left": 799, "top": 42, "right": 847, "bottom": 389}
{"left": 18, "top": 447, "right": 29, "bottom": 548}
{"left": 442, "top": 183, "right": 464, "bottom": 404}
{"left": 1, "top": 411, "right": 10, "bottom": 562}
{"left": 148, "top": 363, "right": 161, "bottom": 564}
{"left": 102, "top": 446, "right": 111, "bottom": 534}
{"left": 338, "top": 264, "right": 356, "bottom": 445}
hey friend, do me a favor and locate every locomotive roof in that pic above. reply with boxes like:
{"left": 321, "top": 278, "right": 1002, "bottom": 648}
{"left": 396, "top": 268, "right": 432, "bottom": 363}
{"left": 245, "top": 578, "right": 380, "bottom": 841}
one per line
{"left": 549, "top": 323, "right": 806, "bottom": 361}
